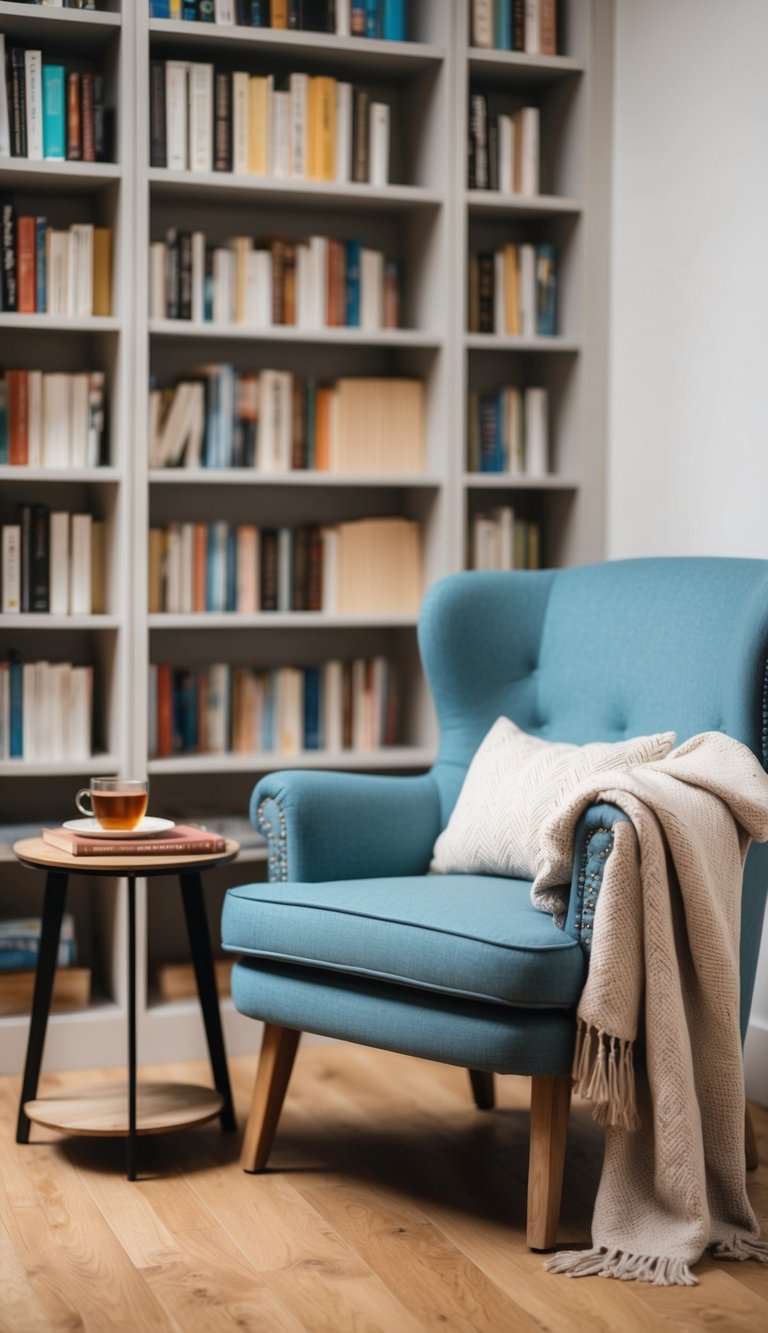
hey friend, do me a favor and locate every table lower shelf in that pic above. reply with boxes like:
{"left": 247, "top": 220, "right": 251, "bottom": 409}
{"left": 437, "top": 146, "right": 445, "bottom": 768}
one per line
{"left": 24, "top": 1081, "right": 224, "bottom": 1136}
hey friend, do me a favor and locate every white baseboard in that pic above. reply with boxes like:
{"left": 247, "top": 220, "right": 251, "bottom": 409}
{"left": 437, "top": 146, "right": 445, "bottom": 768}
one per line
{"left": 745, "top": 1018, "right": 768, "bottom": 1107}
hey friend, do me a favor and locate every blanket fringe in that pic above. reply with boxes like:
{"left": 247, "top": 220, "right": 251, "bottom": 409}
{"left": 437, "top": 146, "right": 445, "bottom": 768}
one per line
{"left": 712, "top": 1235, "right": 768, "bottom": 1264}
{"left": 543, "top": 1246, "right": 698, "bottom": 1286}
{"left": 572, "top": 1020, "right": 640, "bottom": 1131}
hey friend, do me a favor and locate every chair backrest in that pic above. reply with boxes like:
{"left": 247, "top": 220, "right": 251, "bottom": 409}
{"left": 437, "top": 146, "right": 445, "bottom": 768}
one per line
{"left": 418, "top": 557, "right": 768, "bottom": 1034}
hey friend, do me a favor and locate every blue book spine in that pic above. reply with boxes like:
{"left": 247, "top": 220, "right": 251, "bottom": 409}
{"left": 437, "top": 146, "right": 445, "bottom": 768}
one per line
{"left": 382, "top": 0, "right": 405, "bottom": 40}
{"left": 9, "top": 654, "right": 23, "bottom": 757}
{"left": 536, "top": 243, "right": 557, "bottom": 335}
{"left": 249, "top": 1, "right": 267, "bottom": 23}
{"left": 365, "top": 0, "right": 380, "bottom": 38}
{"left": 478, "top": 394, "right": 501, "bottom": 472}
{"left": 182, "top": 2, "right": 198, "bottom": 18}
{"left": 225, "top": 526, "right": 237, "bottom": 611}
{"left": 42, "top": 66, "right": 66, "bottom": 162}
{"left": 35, "top": 217, "right": 46, "bottom": 313}
{"left": 263, "top": 673, "right": 276, "bottom": 751}
{"left": 0, "top": 380, "right": 8, "bottom": 464}
{"left": 179, "top": 670, "right": 198, "bottom": 751}
{"left": 345, "top": 240, "right": 361, "bottom": 327}
{"left": 0, "top": 939, "right": 76, "bottom": 970}
{"left": 198, "top": 0, "right": 215, "bottom": 20}
{"left": 495, "top": 393, "right": 505, "bottom": 470}
{"left": 151, "top": 1, "right": 172, "bottom": 16}
{"left": 303, "top": 667, "right": 321, "bottom": 749}
{"left": 495, "top": 0, "right": 512, "bottom": 49}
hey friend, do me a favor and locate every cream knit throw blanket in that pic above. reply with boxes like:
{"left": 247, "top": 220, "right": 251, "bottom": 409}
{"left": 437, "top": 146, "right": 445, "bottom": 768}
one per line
{"left": 531, "top": 731, "right": 768, "bottom": 1286}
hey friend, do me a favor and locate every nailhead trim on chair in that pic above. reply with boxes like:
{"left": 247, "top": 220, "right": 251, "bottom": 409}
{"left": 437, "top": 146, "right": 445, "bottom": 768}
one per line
{"left": 761, "top": 655, "right": 768, "bottom": 770}
{"left": 256, "top": 797, "right": 289, "bottom": 882}
{"left": 573, "top": 828, "right": 614, "bottom": 955}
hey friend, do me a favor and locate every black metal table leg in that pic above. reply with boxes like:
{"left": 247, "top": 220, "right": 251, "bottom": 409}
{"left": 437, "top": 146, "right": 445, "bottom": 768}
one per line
{"left": 16, "top": 872, "right": 69, "bottom": 1143}
{"left": 127, "top": 876, "right": 137, "bottom": 1180}
{"left": 179, "top": 871, "right": 236, "bottom": 1131}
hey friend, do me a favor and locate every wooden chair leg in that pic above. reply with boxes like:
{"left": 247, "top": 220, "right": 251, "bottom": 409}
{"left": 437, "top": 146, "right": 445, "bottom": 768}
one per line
{"left": 746, "top": 1102, "right": 759, "bottom": 1171}
{"left": 240, "top": 1023, "right": 301, "bottom": 1173}
{"left": 527, "top": 1074, "right": 572, "bottom": 1251}
{"left": 468, "top": 1069, "right": 495, "bottom": 1110}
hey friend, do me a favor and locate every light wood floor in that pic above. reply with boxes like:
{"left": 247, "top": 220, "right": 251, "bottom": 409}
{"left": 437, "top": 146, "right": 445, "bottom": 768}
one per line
{"left": 1, "top": 1046, "right": 767, "bottom": 1333}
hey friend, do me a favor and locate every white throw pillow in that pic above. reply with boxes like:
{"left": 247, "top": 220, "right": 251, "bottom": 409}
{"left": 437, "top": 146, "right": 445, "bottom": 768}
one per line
{"left": 430, "top": 717, "right": 676, "bottom": 883}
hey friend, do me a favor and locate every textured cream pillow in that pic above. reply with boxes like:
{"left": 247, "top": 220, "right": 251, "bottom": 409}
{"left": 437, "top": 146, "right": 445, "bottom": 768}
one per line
{"left": 430, "top": 717, "right": 676, "bottom": 883}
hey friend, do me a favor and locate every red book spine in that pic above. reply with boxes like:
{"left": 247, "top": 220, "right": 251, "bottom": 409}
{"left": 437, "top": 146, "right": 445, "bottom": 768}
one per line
{"left": 67, "top": 71, "right": 82, "bottom": 161}
{"left": 81, "top": 72, "right": 95, "bottom": 163}
{"left": 17, "top": 216, "right": 36, "bottom": 314}
{"left": 8, "top": 369, "right": 29, "bottom": 464}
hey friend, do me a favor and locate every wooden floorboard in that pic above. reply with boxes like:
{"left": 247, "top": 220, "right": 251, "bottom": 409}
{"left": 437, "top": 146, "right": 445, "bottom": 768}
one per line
{"left": 0, "top": 1047, "right": 766, "bottom": 1333}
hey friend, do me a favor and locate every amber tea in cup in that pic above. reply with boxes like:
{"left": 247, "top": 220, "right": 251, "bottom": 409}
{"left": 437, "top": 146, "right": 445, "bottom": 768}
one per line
{"left": 76, "top": 778, "right": 148, "bottom": 831}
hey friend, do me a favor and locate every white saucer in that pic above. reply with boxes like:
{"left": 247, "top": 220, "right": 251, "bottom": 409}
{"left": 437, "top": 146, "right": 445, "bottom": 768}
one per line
{"left": 62, "top": 817, "right": 175, "bottom": 840}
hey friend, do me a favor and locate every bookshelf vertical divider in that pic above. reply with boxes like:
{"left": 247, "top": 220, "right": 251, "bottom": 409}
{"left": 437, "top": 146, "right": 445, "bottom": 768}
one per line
{"left": 0, "top": 0, "right": 611, "bottom": 1074}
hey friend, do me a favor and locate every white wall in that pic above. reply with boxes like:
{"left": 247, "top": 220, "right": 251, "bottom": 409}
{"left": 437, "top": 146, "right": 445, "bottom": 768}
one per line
{"left": 608, "top": 0, "right": 768, "bottom": 1103}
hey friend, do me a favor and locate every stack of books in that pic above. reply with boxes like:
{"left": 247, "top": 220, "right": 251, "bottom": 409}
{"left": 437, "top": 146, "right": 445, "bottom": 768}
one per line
{"left": 469, "top": 506, "right": 540, "bottom": 571}
{"left": 41, "top": 823, "right": 227, "bottom": 856}
{"left": 152, "top": 61, "right": 391, "bottom": 185}
{"left": 149, "top": 2, "right": 406, "bottom": 40}
{"left": 0, "top": 912, "right": 90, "bottom": 1016}
{"left": 150, "top": 229, "right": 400, "bottom": 329}
{"left": 150, "top": 368, "right": 424, "bottom": 472}
{"left": 1, "top": 509, "right": 106, "bottom": 615}
{"left": 468, "top": 97, "right": 539, "bottom": 195}
{"left": 149, "top": 515, "right": 422, "bottom": 614}
{"left": 0, "top": 369, "right": 105, "bottom": 468}
{"left": 0, "top": 202, "right": 112, "bottom": 317}
{"left": 470, "top": 0, "right": 557, "bottom": 53}
{"left": 0, "top": 654, "right": 93, "bottom": 761}
{"left": 467, "top": 385, "right": 548, "bottom": 474}
{"left": 149, "top": 656, "right": 398, "bottom": 756}
{"left": 468, "top": 243, "right": 556, "bottom": 336}
{"left": 0, "top": 34, "right": 110, "bottom": 164}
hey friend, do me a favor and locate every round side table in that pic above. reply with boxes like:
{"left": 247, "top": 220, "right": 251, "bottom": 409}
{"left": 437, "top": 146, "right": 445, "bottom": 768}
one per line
{"left": 12, "top": 836, "right": 240, "bottom": 1180}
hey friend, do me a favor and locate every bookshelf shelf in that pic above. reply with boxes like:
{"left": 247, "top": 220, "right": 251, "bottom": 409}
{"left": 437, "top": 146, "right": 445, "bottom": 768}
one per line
{"left": 0, "top": 161, "right": 122, "bottom": 191}
{"left": 0, "top": 4, "right": 121, "bottom": 46}
{"left": 148, "top": 748, "right": 436, "bottom": 777}
{"left": 148, "top": 321, "right": 442, "bottom": 349}
{"left": 147, "top": 21, "right": 445, "bottom": 74}
{"left": 466, "top": 190, "right": 582, "bottom": 218}
{"left": 148, "top": 613, "right": 420, "bottom": 630}
{"left": 148, "top": 470, "right": 442, "bottom": 489}
{"left": 0, "top": 315, "right": 120, "bottom": 334}
{"left": 147, "top": 170, "right": 443, "bottom": 214}
{"left": 463, "top": 474, "right": 580, "bottom": 491}
{"left": 0, "top": 754, "right": 118, "bottom": 778}
{"left": 465, "top": 334, "right": 581, "bottom": 353}
{"left": 0, "top": 467, "right": 121, "bottom": 484}
{"left": 468, "top": 49, "right": 585, "bottom": 84}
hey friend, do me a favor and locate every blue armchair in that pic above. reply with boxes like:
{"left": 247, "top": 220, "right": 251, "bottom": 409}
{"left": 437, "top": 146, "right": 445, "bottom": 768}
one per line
{"left": 221, "top": 558, "right": 768, "bottom": 1248}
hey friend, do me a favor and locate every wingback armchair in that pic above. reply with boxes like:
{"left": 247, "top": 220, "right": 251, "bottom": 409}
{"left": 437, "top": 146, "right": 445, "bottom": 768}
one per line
{"left": 221, "top": 558, "right": 768, "bottom": 1248}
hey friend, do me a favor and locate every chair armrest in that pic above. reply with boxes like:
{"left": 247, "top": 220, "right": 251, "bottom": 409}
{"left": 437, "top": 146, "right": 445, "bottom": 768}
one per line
{"left": 563, "top": 802, "right": 630, "bottom": 953}
{"left": 251, "top": 770, "right": 443, "bottom": 883}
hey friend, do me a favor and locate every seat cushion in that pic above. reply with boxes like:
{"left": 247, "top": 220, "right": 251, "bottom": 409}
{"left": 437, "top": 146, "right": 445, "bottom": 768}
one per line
{"left": 221, "top": 874, "right": 585, "bottom": 1009}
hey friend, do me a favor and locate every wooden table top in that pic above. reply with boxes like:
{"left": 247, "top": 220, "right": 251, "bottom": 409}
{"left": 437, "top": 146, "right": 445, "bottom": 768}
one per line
{"left": 12, "top": 837, "right": 240, "bottom": 876}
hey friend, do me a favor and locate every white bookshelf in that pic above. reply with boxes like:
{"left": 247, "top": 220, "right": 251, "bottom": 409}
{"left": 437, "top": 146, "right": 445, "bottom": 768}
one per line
{"left": 0, "top": 0, "right": 613, "bottom": 1073}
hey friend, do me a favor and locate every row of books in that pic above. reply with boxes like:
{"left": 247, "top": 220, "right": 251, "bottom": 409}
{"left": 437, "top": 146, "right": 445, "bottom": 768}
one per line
{"left": 469, "top": 506, "right": 541, "bottom": 571}
{"left": 150, "top": 368, "right": 424, "bottom": 473}
{"left": 468, "top": 243, "right": 556, "bottom": 337}
{"left": 150, "top": 230, "right": 400, "bottom": 329}
{"left": 0, "top": 369, "right": 105, "bottom": 468}
{"left": 468, "top": 98, "right": 539, "bottom": 195}
{"left": 149, "top": 1, "right": 407, "bottom": 40}
{"left": 0, "top": 913, "right": 77, "bottom": 973}
{"left": 470, "top": 0, "right": 557, "bottom": 54}
{"left": 467, "top": 385, "right": 548, "bottom": 474}
{"left": 149, "top": 516, "right": 421, "bottom": 614}
{"left": 149, "top": 655, "right": 399, "bottom": 758}
{"left": 0, "top": 204, "right": 113, "bottom": 317}
{"left": 1, "top": 509, "right": 105, "bottom": 615}
{"left": 152, "top": 63, "right": 390, "bottom": 186}
{"left": 0, "top": 37, "right": 110, "bottom": 163}
{"left": 0, "top": 654, "right": 93, "bottom": 761}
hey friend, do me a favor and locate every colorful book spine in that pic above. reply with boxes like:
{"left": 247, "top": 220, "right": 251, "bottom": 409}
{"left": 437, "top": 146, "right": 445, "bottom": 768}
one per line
{"left": 42, "top": 65, "right": 66, "bottom": 161}
{"left": 382, "top": 0, "right": 404, "bottom": 40}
